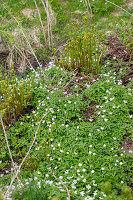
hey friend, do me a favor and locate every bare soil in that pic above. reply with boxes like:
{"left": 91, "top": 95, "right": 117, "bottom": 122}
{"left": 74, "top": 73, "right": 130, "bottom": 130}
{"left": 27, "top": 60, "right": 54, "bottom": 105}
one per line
{"left": 121, "top": 133, "right": 133, "bottom": 154}
{"left": 83, "top": 101, "right": 97, "bottom": 122}
{"left": 105, "top": 36, "right": 129, "bottom": 61}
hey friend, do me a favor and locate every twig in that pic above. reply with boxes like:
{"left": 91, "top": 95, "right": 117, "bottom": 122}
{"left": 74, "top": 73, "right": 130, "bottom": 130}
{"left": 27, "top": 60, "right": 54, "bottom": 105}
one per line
{"left": 84, "top": 0, "right": 90, "bottom": 17}
{"left": 50, "top": 169, "right": 71, "bottom": 200}
{"left": 105, "top": 0, "right": 133, "bottom": 16}
{"left": 87, "top": 0, "right": 92, "bottom": 17}
{"left": 3, "top": 111, "right": 50, "bottom": 200}
{"left": 41, "top": 0, "right": 53, "bottom": 48}
{"left": 0, "top": 116, "right": 22, "bottom": 188}
{"left": 48, "top": 2, "right": 53, "bottom": 48}
{"left": 1, "top": 1, "right": 42, "bottom": 69}
{"left": 33, "top": 0, "right": 47, "bottom": 48}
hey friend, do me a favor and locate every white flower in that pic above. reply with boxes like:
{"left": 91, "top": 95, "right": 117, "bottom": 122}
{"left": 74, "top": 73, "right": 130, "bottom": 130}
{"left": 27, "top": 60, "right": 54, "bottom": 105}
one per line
{"left": 82, "top": 169, "right": 86, "bottom": 172}
{"left": 93, "top": 191, "right": 98, "bottom": 196}
{"left": 83, "top": 179, "right": 86, "bottom": 182}
{"left": 58, "top": 143, "right": 61, "bottom": 147}
{"left": 120, "top": 162, "right": 123, "bottom": 165}
{"left": 80, "top": 191, "right": 85, "bottom": 196}
{"left": 86, "top": 185, "right": 91, "bottom": 190}
{"left": 91, "top": 170, "right": 95, "bottom": 174}
{"left": 71, "top": 184, "right": 76, "bottom": 189}
{"left": 78, "top": 163, "right": 82, "bottom": 167}
{"left": 89, "top": 145, "right": 92, "bottom": 148}
{"left": 89, "top": 151, "right": 92, "bottom": 154}
{"left": 110, "top": 97, "right": 114, "bottom": 101}
{"left": 104, "top": 118, "right": 108, "bottom": 122}
{"left": 123, "top": 100, "right": 127, "bottom": 103}
{"left": 101, "top": 168, "right": 105, "bottom": 170}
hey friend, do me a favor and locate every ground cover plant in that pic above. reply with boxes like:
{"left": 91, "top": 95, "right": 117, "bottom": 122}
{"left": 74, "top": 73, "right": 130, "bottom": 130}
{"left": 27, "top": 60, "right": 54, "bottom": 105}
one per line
{"left": 0, "top": 0, "right": 133, "bottom": 200}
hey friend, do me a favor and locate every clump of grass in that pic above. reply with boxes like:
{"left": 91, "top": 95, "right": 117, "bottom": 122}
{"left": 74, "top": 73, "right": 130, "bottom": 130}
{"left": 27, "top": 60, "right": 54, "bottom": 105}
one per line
{"left": 55, "top": 16, "right": 106, "bottom": 75}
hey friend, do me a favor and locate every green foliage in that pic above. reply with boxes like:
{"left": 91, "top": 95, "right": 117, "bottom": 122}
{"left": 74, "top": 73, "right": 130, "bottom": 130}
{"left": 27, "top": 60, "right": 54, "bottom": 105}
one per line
{"left": 0, "top": 1, "right": 133, "bottom": 200}
{"left": 0, "top": 63, "right": 131, "bottom": 200}
{"left": 55, "top": 17, "right": 106, "bottom": 74}
{"left": 119, "top": 22, "right": 133, "bottom": 60}
{"left": 0, "top": 68, "right": 35, "bottom": 126}
{"left": 101, "top": 182, "right": 112, "bottom": 195}
{"left": 11, "top": 181, "right": 48, "bottom": 200}
{"left": 51, "top": 197, "right": 61, "bottom": 200}
{"left": 121, "top": 186, "right": 133, "bottom": 200}
{"left": 0, "top": 191, "right": 3, "bottom": 200}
